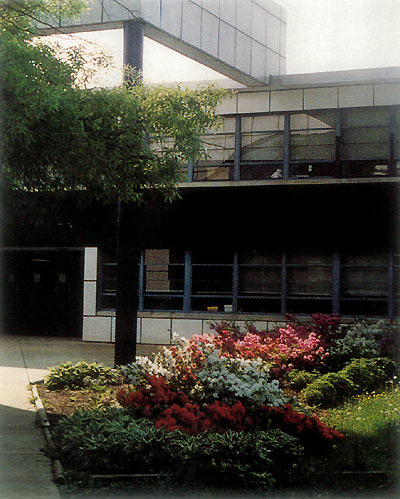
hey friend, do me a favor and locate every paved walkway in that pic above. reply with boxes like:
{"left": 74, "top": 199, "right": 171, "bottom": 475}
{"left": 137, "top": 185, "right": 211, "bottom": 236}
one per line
{"left": 0, "top": 334, "right": 146, "bottom": 499}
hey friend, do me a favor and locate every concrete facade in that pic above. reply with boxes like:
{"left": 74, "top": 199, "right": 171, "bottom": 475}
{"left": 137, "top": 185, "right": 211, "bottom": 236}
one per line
{"left": 39, "top": 0, "right": 287, "bottom": 85}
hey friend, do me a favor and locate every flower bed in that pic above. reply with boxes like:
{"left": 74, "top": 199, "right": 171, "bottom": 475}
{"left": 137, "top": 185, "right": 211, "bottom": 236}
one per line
{"left": 42, "top": 315, "right": 399, "bottom": 493}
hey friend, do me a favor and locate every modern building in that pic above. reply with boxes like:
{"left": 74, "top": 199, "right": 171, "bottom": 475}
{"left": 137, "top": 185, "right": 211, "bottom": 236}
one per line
{"left": 3, "top": 1, "right": 399, "bottom": 344}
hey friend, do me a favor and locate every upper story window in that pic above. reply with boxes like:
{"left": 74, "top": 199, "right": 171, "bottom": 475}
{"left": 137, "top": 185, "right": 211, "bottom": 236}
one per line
{"left": 241, "top": 115, "right": 285, "bottom": 161}
{"left": 290, "top": 112, "right": 335, "bottom": 161}
{"left": 341, "top": 108, "right": 390, "bottom": 160}
{"left": 395, "top": 108, "right": 400, "bottom": 160}
{"left": 194, "top": 117, "right": 236, "bottom": 181}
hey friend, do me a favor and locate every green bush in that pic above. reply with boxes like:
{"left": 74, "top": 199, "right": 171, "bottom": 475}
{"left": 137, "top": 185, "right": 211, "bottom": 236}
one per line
{"left": 301, "top": 357, "right": 395, "bottom": 408}
{"left": 341, "top": 357, "right": 396, "bottom": 391}
{"left": 44, "top": 361, "right": 122, "bottom": 390}
{"left": 186, "top": 429, "right": 303, "bottom": 488}
{"left": 287, "top": 369, "right": 319, "bottom": 390}
{"left": 53, "top": 408, "right": 303, "bottom": 488}
{"left": 54, "top": 409, "right": 183, "bottom": 474}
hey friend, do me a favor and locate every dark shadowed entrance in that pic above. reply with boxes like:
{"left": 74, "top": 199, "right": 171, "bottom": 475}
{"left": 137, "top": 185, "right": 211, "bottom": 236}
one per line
{"left": 2, "top": 249, "right": 84, "bottom": 336}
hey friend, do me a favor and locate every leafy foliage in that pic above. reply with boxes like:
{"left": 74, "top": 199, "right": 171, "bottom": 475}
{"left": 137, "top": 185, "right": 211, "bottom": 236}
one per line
{"left": 44, "top": 361, "right": 122, "bottom": 390}
{"left": 301, "top": 357, "right": 396, "bottom": 407}
{"left": 1, "top": 0, "right": 227, "bottom": 207}
{"left": 54, "top": 407, "right": 303, "bottom": 488}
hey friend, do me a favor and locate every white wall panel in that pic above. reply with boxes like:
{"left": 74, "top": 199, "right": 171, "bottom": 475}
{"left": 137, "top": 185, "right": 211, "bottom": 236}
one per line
{"left": 171, "top": 319, "right": 203, "bottom": 338}
{"left": 201, "top": 10, "right": 219, "bottom": 57}
{"left": 84, "top": 247, "right": 98, "bottom": 281}
{"left": 141, "top": 318, "right": 171, "bottom": 344}
{"left": 271, "top": 89, "right": 303, "bottom": 111}
{"left": 304, "top": 87, "right": 337, "bottom": 110}
{"left": 219, "top": 21, "right": 236, "bottom": 66}
{"left": 160, "top": 0, "right": 182, "bottom": 38}
{"left": 238, "top": 91, "right": 269, "bottom": 113}
{"left": 181, "top": 1, "right": 201, "bottom": 47}
{"left": 83, "top": 282, "right": 97, "bottom": 316}
{"left": 83, "top": 316, "right": 112, "bottom": 342}
{"left": 235, "top": 32, "right": 251, "bottom": 74}
{"left": 374, "top": 83, "right": 400, "bottom": 105}
{"left": 339, "top": 85, "right": 373, "bottom": 108}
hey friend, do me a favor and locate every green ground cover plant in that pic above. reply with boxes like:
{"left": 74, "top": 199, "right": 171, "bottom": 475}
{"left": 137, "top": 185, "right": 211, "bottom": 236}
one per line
{"left": 44, "top": 361, "right": 122, "bottom": 390}
{"left": 43, "top": 315, "right": 399, "bottom": 494}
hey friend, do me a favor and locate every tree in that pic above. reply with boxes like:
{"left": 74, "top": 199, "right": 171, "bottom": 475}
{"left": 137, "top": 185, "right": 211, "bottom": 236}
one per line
{"left": 1, "top": 0, "right": 227, "bottom": 364}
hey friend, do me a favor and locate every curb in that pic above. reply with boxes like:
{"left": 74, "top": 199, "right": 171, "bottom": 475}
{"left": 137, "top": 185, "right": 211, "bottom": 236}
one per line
{"left": 31, "top": 384, "right": 65, "bottom": 484}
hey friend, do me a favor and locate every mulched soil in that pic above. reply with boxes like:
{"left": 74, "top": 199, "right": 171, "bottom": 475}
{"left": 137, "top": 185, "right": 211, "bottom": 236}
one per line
{"left": 36, "top": 384, "right": 126, "bottom": 425}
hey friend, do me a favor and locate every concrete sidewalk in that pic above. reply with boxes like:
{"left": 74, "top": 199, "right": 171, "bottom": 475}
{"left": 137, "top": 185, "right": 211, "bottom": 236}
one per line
{"left": 0, "top": 334, "right": 145, "bottom": 499}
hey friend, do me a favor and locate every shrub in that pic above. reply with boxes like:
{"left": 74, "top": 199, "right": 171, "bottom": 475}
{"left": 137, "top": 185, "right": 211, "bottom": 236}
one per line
{"left": 44, "top": 361, "right": 122, "bottom": 390}
{"left": 301, "top": 357, "right": 396, "bottom": 407}
{"left": 53, "top": 409, "right": 186, "bottom": 474}
{"left": 287, "top": 369, "right": 319, "bottom": 390}
{"left": 184, "top": 429, "right": 304, "bottom": 488}
{"left": 327, "top": 321, "right": 382, "bottom": 370}
{"left": 301, "top": 373, "right": 355, "bottom": 407}
{"left": 257, "top": 404, "right": 344, "bottom": 454}
{"left": 53, "top": 408, "right": 304, "bottom": 488}
{"left": 341, "top": 357, "right": 397, "bottom": 391}
{"left": 195, "top": 351, "right": 286, "bottom": 407}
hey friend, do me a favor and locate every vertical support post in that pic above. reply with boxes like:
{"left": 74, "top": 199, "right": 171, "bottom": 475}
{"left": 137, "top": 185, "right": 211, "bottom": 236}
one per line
{"left": 281, "top": 252, "right": 287, "bottom": 314}
{"left": 283, "top": 114, "right": 290, "bottom": 179}
{"left": 115, "top": 203, "right": 140, "bottom": 366}
{"left": 138, "top": 250, "right": 145, "bottom": 312}
{"left": 388, "top": 253, "right": 394, "bottom": 320}
{"left": 187, "top": 159, "right": 194, "bottom": 182}
{"left": 123, "top": 20, "right": 144, "bottom": 83}
{"left": 335, "top": 109, "right": 342, "bottom": 177}
{"left": 234, "top": 115, "right": 241, "bottom": 181}
{"left": 115, "top": 20, "right": 145, "bottom": 366}
{"left": 332, "top": 252, "right": 341, "bottom": 315}
{"left": 389, "top": 109, "right": 396, "bottom": 177}
{"left": 183, "top": 250, "right": 192, "bottom": 313}
{"left": 232, "top": 251, "right": 239, "bottom": 313}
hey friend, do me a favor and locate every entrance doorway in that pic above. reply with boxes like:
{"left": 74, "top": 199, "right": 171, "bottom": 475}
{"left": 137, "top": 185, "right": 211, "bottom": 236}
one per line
{"left": 2, "top": 249, "right": 84, "bottom": 336}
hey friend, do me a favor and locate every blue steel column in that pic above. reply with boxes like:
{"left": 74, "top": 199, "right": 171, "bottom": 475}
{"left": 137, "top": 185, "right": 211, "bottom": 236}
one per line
{"left": 138, "top": 250, "right": 145, "bottom": 312}
{"left": 234, "top": 116, "right": 241, "bottom": 181}
{"left": 332, "top": 252, "right": 341, "bottom": 315}
{"left": 187, "top": 159, "right": 194, "bottom": 182}
{"left": 123, "top": 20, "right": 144, "bottom": 81}
{"left": 183, "top": 250, "right": 192, "bottom": 313}
{"left": 232, "top": 252, "right": 239, "bottom": 313}
{"left": 114, "top": 20, "right": 145, "bottom": 366}
{"left": 283, "top": 115, "right": 290, "bottom": 179}
{"left": 389, "top": 109, "right": 396, "bottom": 177}
{"left": 281, "top": 252, "right": 287, "bottom": 314}
{"left": 335, "top": 110, "right": 342, "bottom": 177}
{"left": 388, "top": 253, "right": 394, "bottom": 319}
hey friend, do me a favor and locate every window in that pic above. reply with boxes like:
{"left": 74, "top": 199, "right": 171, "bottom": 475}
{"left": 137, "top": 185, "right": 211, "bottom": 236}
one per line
{"left": 341, "top": 108, "right": 390, "bottom": 177}
{"left": 238, "top": 250, "right": 281, "bottom": 313}
{"left": 290, "top": 113, "right": 335, "bottom": 161}
{"left": 193, "top": 117, "right": 236, "bottom": 181}
{"left": 240, "top": 115, "right": 284, "bottom": 179}
{"left": 98, "top": 249, "right": 117, "bottom": 310}
{"left": 290, "top": 112, "right": 336, "bottom": 178}
{"left": 143, "top": 249, "right": 184, "bottom": 311}
{"left": 287, "top": 253, "right": 332, "bottom": 314}
{"left": 191, "top": 249, "right": 233, "bottom": 312}
{"left": 341, "top": 254, "right": 389, "bottom": 316}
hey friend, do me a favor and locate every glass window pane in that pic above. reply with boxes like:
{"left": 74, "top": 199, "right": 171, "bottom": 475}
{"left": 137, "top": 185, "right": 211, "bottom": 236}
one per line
{"left": 341, "top": 254, "right": 388, "bottom": 297}
{"left": 291, "top": 112, "right": 335, "bottom": 130}
{"left": 241, "top": 115, "right": 284, "bottom": 132}
{"left": 342, "top": 108, "right": 390, "bottom": 127}
{"left": 287, "top": 254, "right": 332, "bottom": 297}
